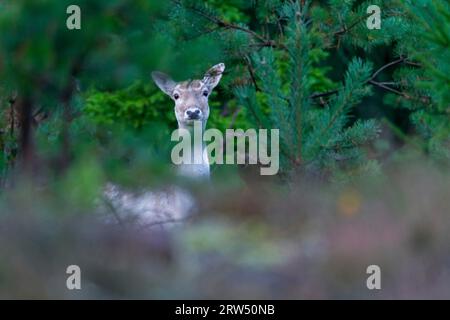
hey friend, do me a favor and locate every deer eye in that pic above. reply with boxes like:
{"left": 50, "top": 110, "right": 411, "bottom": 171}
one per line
{"left": 202, "top": 90, "right": 209, "bottom": 97}
{"left": 173, "top": 93, "right": 180, "bottom": 100}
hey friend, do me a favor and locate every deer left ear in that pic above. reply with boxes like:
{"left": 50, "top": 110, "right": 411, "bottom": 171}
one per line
{"left": 151, "top": 71, "right": 177, "bottom": 96}
{"left": 202, "top": 63, "right": 225, "bottom": 91}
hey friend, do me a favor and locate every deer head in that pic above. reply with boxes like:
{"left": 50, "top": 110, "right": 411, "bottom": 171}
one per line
{"left": 151, "top": 63, "right": 225, "bottom": 129}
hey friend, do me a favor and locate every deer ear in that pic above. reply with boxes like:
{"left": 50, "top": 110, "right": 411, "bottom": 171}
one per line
{"left": 202, "top": 63, "right": 225, "bottom": 91}
{"left": 151, "top": 71, "right": 176, "bottom": 96}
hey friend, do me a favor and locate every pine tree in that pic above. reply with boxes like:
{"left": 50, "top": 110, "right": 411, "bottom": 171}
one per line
{"left": 168, "top": 0, "right": 449, "bottom": 178}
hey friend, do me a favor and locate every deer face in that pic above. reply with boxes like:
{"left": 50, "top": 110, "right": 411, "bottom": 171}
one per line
{"left": 152, "top": 63, "right": 225, "bottom": 127}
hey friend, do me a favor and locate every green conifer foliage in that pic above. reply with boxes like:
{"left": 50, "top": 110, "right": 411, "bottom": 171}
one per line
{"left": 395, "top": 0, "right": 450, "bottom": 161}
{"left": 165, "top": 0, "right": 449, "bottom": 178}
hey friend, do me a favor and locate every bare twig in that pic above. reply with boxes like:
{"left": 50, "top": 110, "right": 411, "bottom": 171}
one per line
{"left": 369, "top": 80, "right": 406, "bottom": 97}
{"left": 404, "top": 60, "right": 422, "bottom": 67}
{"left": 244, "top": 55, "right": 260, "bottom": 91}
{"left": 8, "top": 93, "right": 18, "bottom": 137}
{"left": 227, "top": 107, "right": 241, "bottom": 129}
{"left": 102, "top": 197, "right": 125, "bottom": 227}
{"left": 139, "top": 216, "right": 187, "bottom": 229}
{"left": 310, "top": 89, "right": 340, "bottom": 99}
{"left": 334, "top": 13, "right": 372, "bottom": 37}
{"left": 369, "top": 56, "right": 405, "bottom": 81}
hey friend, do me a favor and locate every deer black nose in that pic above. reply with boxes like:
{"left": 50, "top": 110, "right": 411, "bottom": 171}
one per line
{"left": 186, "top": 108, "right": 201, "bottom": 120}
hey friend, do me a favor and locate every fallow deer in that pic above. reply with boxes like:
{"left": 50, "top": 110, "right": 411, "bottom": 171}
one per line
{"left": 103, "top": 63, "right": 225, "bottom": 227}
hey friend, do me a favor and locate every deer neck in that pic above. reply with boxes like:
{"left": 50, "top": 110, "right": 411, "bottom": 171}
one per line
{"left": 177, "top": 120, "right": 210, "bottom": 179}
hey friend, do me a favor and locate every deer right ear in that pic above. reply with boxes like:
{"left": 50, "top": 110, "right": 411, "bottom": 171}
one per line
{"left": 202, "top": 63, "right": 225, "bottom": 91}
{"left": 151, "top": 71, "right": 176, "bottom": 96}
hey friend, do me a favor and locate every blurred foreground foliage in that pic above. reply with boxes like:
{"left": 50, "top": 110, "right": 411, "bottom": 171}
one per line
{"left": 0, "top": 160, "right": 449, "bottom": 298}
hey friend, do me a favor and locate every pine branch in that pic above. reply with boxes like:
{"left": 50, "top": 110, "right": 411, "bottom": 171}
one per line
{"left": 172, "top": 0, "right": 287, "bottom": 50}
{"left": 310, "top": 57, "right": 419, "bottom": 100}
